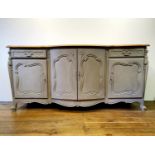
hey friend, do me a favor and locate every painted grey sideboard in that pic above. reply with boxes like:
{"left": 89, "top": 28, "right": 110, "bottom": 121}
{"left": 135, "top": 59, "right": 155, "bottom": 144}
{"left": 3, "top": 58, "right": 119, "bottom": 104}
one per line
{"left": 8, "top": 44, "right": 149, "bottom": 110}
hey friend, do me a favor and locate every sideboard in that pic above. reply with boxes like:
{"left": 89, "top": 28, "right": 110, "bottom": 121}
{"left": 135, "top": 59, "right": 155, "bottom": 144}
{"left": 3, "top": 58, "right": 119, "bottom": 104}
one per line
{"left": 8, "top": 44, "right": 149, "bottom": 111}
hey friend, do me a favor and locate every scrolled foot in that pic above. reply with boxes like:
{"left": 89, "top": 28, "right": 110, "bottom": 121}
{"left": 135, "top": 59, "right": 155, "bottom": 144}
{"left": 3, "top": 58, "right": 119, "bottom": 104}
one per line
{"left": 140, "top": 105, "right": 147, "bottom": 111}
{"left": 11, "top": 102, "right": 17, "bottom": 111}
{"left": 139, "top": 100, "right": 147, "bottom": 111}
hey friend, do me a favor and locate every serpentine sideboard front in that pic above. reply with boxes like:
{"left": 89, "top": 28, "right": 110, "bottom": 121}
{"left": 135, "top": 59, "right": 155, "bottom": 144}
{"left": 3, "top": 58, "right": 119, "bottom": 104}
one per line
{"left": 8, "top": 44, "right": 149, "bottom": 110}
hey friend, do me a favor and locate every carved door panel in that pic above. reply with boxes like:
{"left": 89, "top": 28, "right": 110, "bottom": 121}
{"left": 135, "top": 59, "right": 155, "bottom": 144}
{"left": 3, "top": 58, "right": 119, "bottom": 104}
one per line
{"left": 108, "top": 58, "right": 144, "bottom": 98}
{"left": 78, "top": 48, "right": 105, "bottom": 100}
{"left": 12, "top": 59, "right": 48, "bottom": 98}
{"left": 51, "top": 48, "right": 77, "bottom": 100}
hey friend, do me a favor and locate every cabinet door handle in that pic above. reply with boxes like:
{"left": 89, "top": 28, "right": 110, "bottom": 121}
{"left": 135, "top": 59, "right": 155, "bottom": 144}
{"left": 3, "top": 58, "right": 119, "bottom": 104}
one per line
{"left": 110, "top": 73, "right": 114, "bottom": 82}
{"left": 43, "top": 76, "right": 47, "bottom": 83}
{"left": 43, "top": 73, "right": 47, "bottom": 83}
{"left": 78, "top": 72, "right": 81, "bottom": 78}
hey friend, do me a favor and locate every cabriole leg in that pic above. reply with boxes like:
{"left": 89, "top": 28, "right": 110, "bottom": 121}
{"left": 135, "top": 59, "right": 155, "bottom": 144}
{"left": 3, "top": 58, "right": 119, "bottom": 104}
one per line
{"left": 140, "top": 100, "right": 147, "bottom": 111}
{"left": 11, "top": 101, "right": 17, "bottom": 111}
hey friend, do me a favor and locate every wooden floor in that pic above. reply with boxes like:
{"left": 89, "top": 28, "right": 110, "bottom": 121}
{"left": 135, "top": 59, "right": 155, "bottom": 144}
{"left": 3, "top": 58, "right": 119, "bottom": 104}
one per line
{"left": 0, "top": 101, "right": 155, "bottom": 136}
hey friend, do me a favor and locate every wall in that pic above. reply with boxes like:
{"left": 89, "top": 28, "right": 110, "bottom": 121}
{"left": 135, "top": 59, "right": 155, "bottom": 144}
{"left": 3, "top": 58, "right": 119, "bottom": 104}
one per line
{"left": 0, "top": 18, "right": 155, "bottom": 101}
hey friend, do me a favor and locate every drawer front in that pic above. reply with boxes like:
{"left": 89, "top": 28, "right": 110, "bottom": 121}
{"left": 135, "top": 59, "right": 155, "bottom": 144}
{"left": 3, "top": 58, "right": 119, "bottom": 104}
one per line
{"left": 11, "top": 49, "right": 47, "bottom": 58}
{"left": 109, "top": 48, "right": 145, "bottom": 57}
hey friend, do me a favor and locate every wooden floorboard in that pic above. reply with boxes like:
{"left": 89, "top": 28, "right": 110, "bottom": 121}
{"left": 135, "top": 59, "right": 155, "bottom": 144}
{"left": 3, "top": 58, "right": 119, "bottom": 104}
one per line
{"left": 0, "top": 101, "right": 155, "bottom": 136}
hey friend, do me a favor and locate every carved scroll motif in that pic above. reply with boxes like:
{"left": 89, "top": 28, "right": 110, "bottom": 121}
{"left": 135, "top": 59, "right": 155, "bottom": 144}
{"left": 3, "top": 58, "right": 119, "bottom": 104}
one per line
{"left": 53, "top": 54, "right": 73, "bottom": 95}
{"left": 15, "top": 63, "right": 44, "bottom": 95}
{"left": 80, "top": 54, "right": 103, "bottom": 95}
{"left": 110, "top": 62, "right": 142, "bottom": 95}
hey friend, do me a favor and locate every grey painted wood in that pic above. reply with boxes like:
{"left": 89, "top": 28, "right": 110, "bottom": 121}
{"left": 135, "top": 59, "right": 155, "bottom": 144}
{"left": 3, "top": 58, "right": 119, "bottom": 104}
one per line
{"left": 109, "top": 48, "right": 145, "bottom": 57}
{"left": 108, "top": 58, "right": 144, "bottom": 98}
{"left": 12, "top": 59, "right": 48, "bottom": 98}
{"left": 11, "top": 49, "right": 47, "bottom": 58}
{"left": 78, "top": 48, "right": 105, "bottom": 100}
{"left": 50, "top": 48, "right": 77, "bottom": 100}
{"left": 8, "top": 45, "right": 148, "bottom": 110}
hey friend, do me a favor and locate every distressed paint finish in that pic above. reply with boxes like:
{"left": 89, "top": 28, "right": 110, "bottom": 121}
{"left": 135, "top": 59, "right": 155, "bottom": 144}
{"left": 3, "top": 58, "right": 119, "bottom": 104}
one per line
{"left": 108, "top": 58, "right": 144, "bottom": 98}
{"left": 50, "top": 48, "right": 77, "bottom": 100}
{"left": 78, "top": 48, "right": 105, "bottom": 100}
{"left": 12, "top": 59, "right": 48, "bottom": 98}
{"left": 8, "top": 45, "right": 149, "bottom": 111}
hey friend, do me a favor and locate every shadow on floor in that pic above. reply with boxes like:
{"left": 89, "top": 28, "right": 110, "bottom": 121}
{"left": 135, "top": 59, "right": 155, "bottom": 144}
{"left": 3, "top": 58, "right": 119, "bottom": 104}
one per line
{"left": 26, "top": 102, "right": 140, "bottom": 111}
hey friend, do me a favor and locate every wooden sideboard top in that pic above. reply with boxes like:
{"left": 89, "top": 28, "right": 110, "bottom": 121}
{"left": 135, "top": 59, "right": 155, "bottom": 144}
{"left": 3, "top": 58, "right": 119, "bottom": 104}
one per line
{"left": 7, "top": 44, "right": 150, "bottom": 49}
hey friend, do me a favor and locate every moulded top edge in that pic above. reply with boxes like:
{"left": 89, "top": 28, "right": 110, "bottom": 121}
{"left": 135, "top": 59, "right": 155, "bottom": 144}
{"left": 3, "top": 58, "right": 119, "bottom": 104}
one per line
{"left": 7, "top": 44, "right": 150, "bottom": 49}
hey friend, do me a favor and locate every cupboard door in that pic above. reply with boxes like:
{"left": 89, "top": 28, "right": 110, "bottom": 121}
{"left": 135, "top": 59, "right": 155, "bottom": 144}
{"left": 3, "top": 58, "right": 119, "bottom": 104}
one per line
{"left": 108, "top": 58, "right": 144, "bottom": 98}
{"left": 12, "top": 59, "right": 48, "bottom": 98}
{"left": 51, "top": 48, "right": 77, "bottom": 100}
{"left": 78, "top": 48, "right": 105, "bottom": 100}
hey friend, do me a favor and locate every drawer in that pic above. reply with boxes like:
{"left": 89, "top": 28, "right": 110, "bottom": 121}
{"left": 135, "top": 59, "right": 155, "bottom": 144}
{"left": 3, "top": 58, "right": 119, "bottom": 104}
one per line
{"left": 10, "top": 49, "right": 47, "bottom": 58}
{"left": 109, "top": 48, "right": 145, "bottom": 57}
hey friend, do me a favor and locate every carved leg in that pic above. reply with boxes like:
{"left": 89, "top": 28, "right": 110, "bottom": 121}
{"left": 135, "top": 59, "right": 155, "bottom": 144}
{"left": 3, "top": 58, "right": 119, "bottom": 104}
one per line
{"left": 140, "top": 100, "right": 147, "bottom": 111}
{"left": 11, "top": 101, "right": 17, "bottom": 111}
